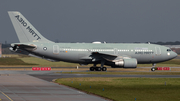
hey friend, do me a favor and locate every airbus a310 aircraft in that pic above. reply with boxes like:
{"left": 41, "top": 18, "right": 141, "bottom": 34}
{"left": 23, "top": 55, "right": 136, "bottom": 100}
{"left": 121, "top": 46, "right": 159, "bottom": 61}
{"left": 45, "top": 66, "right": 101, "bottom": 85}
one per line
{"left": 8, "top": 11, "right": 177, "bottom": 71}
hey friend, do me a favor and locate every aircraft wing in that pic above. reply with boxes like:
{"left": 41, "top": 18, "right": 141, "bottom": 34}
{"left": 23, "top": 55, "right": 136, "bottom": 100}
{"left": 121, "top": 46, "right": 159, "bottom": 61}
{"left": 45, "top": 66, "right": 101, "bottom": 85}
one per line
{"left": 79, "top": 52, "right": 118, "bottom": 62}
{"left": 91, "top": 52, "right": 124, "bottom": 62}
{"left": 92, "top": 52, "right": 117, "bottom": 58}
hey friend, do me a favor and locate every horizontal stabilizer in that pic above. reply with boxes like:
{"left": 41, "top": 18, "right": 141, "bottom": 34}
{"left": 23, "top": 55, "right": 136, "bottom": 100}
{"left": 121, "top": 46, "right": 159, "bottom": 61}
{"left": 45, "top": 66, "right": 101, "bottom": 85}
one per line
{"left": 11, "top": 43, "right": 37, "bottom": 51}
{"left": 15, "top": 44, "right": 36, "bottom": 49}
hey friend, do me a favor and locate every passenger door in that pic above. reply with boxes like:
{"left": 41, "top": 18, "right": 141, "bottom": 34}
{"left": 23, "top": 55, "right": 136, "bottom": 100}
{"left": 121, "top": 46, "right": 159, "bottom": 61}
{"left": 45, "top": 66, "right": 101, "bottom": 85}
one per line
{"left": 53, "top": 45, "right": 59, "bottom": 54}
{"left": 155, "top": 47, "right": 161, "bottom": 55}
{"left": 114, "top": 48, "right": 118, "bottom": 55}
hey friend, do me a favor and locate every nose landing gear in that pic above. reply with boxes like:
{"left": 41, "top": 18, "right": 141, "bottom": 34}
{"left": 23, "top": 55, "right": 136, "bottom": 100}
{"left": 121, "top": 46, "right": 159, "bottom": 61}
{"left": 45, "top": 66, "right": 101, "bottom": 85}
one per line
{"left": 151, "top": 63, "right": 156, "bottom": 71}
{"left": 151, "top": 67, "right": 155, "bottom": 71}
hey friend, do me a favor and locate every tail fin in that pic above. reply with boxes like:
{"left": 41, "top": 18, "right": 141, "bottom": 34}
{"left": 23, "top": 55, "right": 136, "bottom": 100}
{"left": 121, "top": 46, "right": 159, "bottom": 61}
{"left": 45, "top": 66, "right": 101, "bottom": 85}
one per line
{"left": 8, "top": 11, "right": 53, "bottom": 43}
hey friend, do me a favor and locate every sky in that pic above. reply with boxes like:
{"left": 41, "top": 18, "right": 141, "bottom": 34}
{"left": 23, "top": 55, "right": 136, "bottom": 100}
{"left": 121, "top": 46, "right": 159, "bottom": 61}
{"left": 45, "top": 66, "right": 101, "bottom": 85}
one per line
{"left": 0, "top": 0, "right": 180, "bottom": 43}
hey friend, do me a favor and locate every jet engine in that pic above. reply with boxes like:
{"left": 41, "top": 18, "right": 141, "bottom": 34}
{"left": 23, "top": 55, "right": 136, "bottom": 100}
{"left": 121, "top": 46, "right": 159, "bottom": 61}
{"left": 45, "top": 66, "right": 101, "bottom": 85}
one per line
{"left": 113, "top": 58, "right": 137, "bottom": 68}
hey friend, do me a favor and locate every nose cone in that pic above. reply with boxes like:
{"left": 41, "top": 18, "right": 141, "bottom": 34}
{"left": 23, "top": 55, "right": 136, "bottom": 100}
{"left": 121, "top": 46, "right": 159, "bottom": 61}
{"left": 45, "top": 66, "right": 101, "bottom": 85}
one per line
{"left": 171, "top": 51, "right": 178, "bottom": 59}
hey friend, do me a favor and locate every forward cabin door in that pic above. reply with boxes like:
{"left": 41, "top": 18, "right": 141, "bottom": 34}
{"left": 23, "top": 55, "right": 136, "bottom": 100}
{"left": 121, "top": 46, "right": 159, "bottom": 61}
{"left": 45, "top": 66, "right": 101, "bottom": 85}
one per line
{"left": 114, "top": 48, "right": 118, "bottom": 55}
{"left": 53, "top": 45, "right": 59, "bottom": 54}
{"left": 155, "top": 47, "right": 161, "bottom": 55}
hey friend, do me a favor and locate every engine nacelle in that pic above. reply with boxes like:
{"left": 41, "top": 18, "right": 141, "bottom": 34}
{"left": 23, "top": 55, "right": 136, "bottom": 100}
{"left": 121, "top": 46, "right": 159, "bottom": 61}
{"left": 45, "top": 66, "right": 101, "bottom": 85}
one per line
{"left": 114, "top": 58, "right": 137, "bottom": 68}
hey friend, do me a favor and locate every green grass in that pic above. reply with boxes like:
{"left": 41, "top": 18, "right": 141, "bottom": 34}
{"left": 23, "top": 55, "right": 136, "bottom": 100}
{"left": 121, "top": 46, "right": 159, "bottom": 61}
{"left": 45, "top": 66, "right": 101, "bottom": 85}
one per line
{"left": 55, "top": 77, "right": 180, "bottom": 101}
{"left": 59, "top": 71, "right": 180, "bottom": 75}
{"left": 18, "top": 57, "right": 79, "bottom": 67}
{"left": 160, "top": 59, "right": 180, "bottom": 65}
{"left": 138, "top": 59, "right": 180, "bottom": 67}
{"left": 0, "top": 54, "right": 180, "bottom": 67}
{"left": 0, "top": 57, "right": 37, "bottom": 65}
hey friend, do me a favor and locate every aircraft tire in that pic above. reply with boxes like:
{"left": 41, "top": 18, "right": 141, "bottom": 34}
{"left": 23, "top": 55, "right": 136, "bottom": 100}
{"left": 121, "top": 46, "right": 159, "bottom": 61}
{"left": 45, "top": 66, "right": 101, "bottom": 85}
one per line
{"left": 96, "top": 67, "right": 101, "bottom": 71}
{"left": 90, "top": 67, "right": 95, "bottom": 71}
{"left": 151, "top": 67, "right": 155, "bottom": 71}
{"left": 102, "top": 67, "right": 107, "bottom": 71}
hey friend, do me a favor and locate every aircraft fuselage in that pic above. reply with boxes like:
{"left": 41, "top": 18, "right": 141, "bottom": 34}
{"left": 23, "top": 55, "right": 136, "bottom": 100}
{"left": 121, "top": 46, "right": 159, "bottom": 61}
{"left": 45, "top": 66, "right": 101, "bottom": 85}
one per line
{"left": 20, "top": 42, "right": 177, "bottom": 66}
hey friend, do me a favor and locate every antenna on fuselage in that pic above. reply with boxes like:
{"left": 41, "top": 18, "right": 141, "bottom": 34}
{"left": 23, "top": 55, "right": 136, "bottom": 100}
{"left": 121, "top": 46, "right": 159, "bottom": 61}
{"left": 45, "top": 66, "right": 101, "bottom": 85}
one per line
{"left": 147, "top": 42, "right": 151, "bottom": 44}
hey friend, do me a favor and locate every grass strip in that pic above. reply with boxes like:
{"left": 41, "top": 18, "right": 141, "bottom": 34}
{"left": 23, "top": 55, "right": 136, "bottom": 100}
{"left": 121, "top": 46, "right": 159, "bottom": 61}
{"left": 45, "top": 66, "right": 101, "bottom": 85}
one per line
{"left": 58, "top": 71, "right": 180, "bottom": 75}
{"left": 55, "top": 77, "right": 180, "bottom": 101}
{"left": 18, "top": 57, "right": 79, "bottom": 67}
{"left": 0, "top": 58, "right": 37, "bottom": 65}
{"left": 0, "top": 55, "right": 180, "bottom": 67}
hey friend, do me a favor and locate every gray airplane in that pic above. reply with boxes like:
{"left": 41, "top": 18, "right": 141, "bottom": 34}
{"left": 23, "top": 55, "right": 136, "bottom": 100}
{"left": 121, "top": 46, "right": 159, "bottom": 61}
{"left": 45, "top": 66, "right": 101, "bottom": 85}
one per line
{"left": 8, "top": 11, "right": 177, "bottom": 71}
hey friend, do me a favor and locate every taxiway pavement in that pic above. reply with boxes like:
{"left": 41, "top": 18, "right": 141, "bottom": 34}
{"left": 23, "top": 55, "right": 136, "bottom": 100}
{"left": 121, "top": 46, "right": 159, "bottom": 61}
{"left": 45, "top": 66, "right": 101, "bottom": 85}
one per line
{"left": 0, "top": 70, "right": 180, "bottom": 101}
{"left": 0, "top": 71, "right": 107, "bottom": 101}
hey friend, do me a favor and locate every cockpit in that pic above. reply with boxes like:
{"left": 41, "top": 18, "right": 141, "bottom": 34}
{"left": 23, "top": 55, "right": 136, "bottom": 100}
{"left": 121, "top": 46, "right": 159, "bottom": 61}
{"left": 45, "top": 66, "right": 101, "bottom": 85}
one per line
{"left": 167, "top": 49, "right": 172, "bottom": 51}
{"left": 165, "top": 48, "right": 177, "bottom": 59}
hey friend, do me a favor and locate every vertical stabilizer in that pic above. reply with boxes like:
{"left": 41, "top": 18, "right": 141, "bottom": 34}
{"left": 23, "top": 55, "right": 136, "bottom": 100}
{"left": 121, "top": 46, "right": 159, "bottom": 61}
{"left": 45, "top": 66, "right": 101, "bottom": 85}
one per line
{"left": 8, "top": 11, "right": 53, "bottom": 43}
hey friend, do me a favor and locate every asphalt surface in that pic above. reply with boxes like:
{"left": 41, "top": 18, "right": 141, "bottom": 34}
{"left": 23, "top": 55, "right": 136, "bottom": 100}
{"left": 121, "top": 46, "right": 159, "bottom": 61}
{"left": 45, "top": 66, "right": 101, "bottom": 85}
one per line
{"left": 0, "top": 70, "right": 180, "bottom": 101}
{"left": 0, "top": 70, "right": 107, "bottom": 101}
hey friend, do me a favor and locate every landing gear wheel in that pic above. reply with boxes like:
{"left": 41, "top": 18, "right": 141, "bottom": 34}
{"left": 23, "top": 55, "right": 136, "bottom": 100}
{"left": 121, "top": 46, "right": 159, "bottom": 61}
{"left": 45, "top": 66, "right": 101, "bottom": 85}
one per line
{"left": 96, "top": 67, "right": 101, "bottom": 71}
{"left": 90, "top": 67, "right": 95, "bottom": 71}
{"left": 151, "top": 67, "right": 155, "bottom": 71}
{"left": 102, "top": 67, "right": 107, "bottom": 71}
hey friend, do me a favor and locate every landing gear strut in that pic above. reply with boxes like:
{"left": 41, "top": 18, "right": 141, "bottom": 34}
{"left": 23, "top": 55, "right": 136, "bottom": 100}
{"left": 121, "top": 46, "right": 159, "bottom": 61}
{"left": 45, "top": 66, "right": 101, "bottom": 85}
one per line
{"left": 100, "top": 60, "right": 106, "bottom": 71}
{"left": 151, "top": 63, "right": 156, "bottom": 72}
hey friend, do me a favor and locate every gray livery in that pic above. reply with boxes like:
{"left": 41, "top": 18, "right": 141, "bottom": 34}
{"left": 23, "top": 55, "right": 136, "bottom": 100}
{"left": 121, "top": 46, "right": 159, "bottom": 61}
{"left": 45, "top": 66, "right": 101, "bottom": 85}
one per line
{"left": 8, "top": 11, "right": 177, "bottom": 71}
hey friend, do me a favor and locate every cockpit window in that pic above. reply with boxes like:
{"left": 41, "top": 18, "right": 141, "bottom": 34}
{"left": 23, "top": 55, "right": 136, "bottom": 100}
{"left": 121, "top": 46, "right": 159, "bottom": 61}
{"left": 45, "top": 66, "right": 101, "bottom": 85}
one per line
{"left": 167, "top": 49, "right": 172, "bottom": 51}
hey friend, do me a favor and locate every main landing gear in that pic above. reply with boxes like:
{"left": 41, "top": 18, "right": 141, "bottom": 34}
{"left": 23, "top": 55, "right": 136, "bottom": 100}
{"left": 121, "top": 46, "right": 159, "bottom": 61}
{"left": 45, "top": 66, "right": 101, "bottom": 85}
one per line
{"left": 89, "top": 66, "right": 107, "bottom": 71}
{"left": 90, "top": 61, "right": 107, "bottom": 71}
{"left": 151, "top": 63, "right": 156, "bottom": 72}
{"left": 89, "top": 60, "right": 107, "bottom": 71}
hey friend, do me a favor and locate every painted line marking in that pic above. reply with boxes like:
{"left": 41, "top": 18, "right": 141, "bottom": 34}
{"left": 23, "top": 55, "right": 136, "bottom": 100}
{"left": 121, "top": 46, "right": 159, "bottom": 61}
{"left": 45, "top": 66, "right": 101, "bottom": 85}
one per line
{"left": 0, "top": 91, "right": 13, "bottom": 101}
{"left": 77, "top": 91, "right": 85, "bottom": 94}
